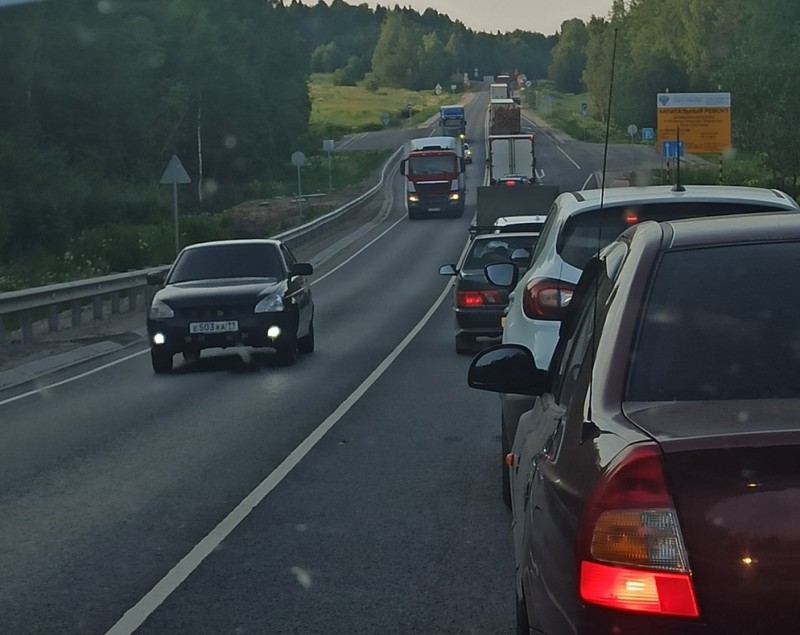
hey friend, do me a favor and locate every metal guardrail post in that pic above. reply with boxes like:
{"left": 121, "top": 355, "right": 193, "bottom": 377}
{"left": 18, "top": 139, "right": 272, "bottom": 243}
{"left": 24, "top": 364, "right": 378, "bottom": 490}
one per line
{"left": 48, "top": 306, "right": 59, "bottom": 332}
{"left": 71, "top": 300, "right": 82, "bottom": 328}
{"left": 93, "top": 296, "right": 103, "bottom": 321}
{"left": 22, "top": 311, "right": 33, "bottom": 347}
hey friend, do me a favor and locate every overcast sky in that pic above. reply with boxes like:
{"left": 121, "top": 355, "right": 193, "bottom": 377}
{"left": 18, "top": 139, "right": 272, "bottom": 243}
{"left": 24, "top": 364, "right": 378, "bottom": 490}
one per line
{"left": 313, "top": 0, "right": 614, "bottom": 36}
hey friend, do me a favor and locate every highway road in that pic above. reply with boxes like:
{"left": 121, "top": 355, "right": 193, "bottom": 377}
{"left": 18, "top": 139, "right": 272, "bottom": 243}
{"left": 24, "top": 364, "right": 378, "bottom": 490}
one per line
{"left": 0, "top": 87, "right": 620, "bottom": 634}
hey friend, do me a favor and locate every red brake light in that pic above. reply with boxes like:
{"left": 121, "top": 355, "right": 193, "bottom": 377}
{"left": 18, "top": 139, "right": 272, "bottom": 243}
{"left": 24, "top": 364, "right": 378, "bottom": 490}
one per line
{"left": 457, "top": 289, "right": 502, "bottom": 308}
{"left": 503, "top": 179, "right": 518, "bottom": 187}
{"left": 624, "top": 211, "right": 639, "bottom": 224}
{"left": 579, "top": 444, "right": 699, "bottom": 618}
{"left": 521, "top": 278, "right": 575, "bottom": 320}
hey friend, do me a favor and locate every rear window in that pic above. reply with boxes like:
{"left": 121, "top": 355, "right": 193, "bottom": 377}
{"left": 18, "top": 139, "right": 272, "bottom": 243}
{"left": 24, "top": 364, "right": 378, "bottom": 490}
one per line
{"left": 558, "top": 202, "right": 793, "bottom": 269}
{"left": 463, "top": 235, "right": 539, "bottom": 271}
{"left": 627, "top": 242, "right": 800, "bottom": 401}
{"left": 169, "top": 243, "right": 283, "bottom": 283}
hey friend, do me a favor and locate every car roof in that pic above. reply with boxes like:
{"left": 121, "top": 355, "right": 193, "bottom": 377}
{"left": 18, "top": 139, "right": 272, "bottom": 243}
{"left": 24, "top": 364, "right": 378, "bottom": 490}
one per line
{"left": 494, "top": 215, "right": 547, "bottom": 225}
{"left": 471, "top": 231, "right": 540, "bottom": 241}
{"left": 182, "top": 238, "right": 281, "bottom": 251}
{"left": 554, "top": 185, "right": 799, "bottom": 219}
{"left": 663, "top": 210, "right": 800, "bottom": 249}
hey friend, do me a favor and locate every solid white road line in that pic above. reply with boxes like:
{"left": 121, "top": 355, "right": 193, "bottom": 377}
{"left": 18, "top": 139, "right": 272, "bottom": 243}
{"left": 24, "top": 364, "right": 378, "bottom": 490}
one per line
{"left": 104, "top": 280, "right": 455, "bottom": 635}
{"left": 557, "top": 145, "right": 581, "bottom": 170}
{"left": 581, "top": 173, "right": 595, "bottom": 190}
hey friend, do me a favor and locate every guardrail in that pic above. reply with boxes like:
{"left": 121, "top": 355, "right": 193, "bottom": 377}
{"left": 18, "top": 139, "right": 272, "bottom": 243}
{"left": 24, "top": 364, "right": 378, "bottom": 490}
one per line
{"left": 0, "top": 145, "right": 402, "bottom": 348}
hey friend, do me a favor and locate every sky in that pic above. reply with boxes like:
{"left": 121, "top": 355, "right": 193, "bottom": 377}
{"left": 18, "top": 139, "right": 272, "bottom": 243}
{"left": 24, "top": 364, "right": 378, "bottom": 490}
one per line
{"left": 314, "top": 0, "right": 615, "bottom": 36}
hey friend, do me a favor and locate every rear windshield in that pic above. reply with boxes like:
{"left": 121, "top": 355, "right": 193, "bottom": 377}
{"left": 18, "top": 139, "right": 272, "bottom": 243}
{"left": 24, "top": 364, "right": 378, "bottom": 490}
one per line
{"left": 627, "top": 242, "right": 800, "bottom": 401}
{"left": 463, "top": 235, "right": 539, "bottom": 271}
{"left": 169, "top": 243, "right": 283, "bottom": 283}
{"left": 558, "top": 202, "right": 793, "bottom": 269}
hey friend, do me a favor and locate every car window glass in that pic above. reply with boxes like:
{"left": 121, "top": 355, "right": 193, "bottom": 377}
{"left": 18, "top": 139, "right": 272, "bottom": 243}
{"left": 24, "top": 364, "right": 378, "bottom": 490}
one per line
{"left": 169, "top": 243, "right": 283, "bottom": 283}
{"left": 281, "top": 245, "right": 297, "bottom": 268}
{"left": 628, "top": 242, "right": 800, "bottom": 401}
{"left": 558, "top": 202, "right": 792, "bottom": 270}
{"left": 463, "top": 236, "right": 539, "bottom": 271}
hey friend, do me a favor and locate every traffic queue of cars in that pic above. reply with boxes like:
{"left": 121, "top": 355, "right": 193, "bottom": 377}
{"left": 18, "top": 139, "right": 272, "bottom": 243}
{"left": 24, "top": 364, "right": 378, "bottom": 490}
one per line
{"left": 467, "top": 184, "right": 800, "bottom": 633}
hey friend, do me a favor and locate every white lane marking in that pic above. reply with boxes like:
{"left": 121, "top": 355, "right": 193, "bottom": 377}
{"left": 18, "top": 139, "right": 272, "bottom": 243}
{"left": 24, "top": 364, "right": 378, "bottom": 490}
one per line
{"left": 557, "top": 145, "right": 581, "bottom": 170}
{"left": 535, "top": 168, "right": 545, "bottom": 181}
{"left": 0, "top": 349, "right": 149, "bottom": 407}
{"left": 581, "top": 173, "right": 595, "bottom": 190}
{"left": 104, "top": 281, "right": 454, "bottom": 635}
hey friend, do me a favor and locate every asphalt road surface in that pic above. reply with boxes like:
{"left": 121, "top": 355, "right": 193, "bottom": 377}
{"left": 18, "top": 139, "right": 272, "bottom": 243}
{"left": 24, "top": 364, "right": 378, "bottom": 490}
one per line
{"left": 0, "top": 86, "right": 620, "bottom": 634}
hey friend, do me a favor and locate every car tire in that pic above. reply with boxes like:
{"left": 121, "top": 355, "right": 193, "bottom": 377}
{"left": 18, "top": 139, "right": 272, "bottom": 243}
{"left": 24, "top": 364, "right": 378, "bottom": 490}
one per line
{"left": 455, "top": 333, "right": 474, "bottom": 355}
{"left": 516, "top": 588, "right": 531, "bottom": 635}
{"left": 298, "top": 319, "right": 315, "bottom": 354}
{"left": 501, "top": 413, "right": 512, "bottom": 509}
{"left": 276, "top": 335, "right": 298, "bottom": 366}
{"left": 151, "top": 348, "right": 173, "bottom": 374}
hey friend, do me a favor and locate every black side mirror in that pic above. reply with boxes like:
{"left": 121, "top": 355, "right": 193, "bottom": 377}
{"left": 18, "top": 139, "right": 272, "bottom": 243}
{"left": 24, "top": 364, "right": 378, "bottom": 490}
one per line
{"left": 146, "top": 271, "right": 166, "bottom": 286}
{"left": 468, "top": 344, "right": 548, "bottom": 396}
{"left": 399, "top": 159, "right": 407, "bottom": 176}
{"left": 292, "top": 262, "right": 313, "bottom": 276}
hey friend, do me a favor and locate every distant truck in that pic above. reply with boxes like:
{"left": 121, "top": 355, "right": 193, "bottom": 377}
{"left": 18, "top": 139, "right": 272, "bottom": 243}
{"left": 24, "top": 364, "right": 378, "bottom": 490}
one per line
{"left": 472, "top": 184, "right": 560, "bottom": 234}
{"left": 490, "top": 83, "right": 510, "bottom": 100}
{"left": 399, "top": 136, "right": 466, "bottom": 219}
{"left": 439, "top": 105, "right": 467, "bottom": 140}
{"left": 489, "top": 98, "right": 521, "bottom": 134}
{"left": 488, "top": 134, "right": 536, "bottom": 185}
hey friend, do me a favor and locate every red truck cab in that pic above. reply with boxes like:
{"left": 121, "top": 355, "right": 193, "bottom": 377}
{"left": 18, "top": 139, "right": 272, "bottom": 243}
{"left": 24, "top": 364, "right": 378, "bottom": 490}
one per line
{"left": 399, "top": 136, "right": 466, "bottom": 219}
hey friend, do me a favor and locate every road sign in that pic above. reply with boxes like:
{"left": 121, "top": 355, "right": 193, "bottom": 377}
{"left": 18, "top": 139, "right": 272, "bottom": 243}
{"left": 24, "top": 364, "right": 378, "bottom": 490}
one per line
{"left": 322, "top": 139, "right": 334, "bottom": 152}
{"left": 160, "top": 154, "right": 191, "bottom": 185}
{"left": 463, "top": 73, "right": 468, "bottom": 81}
{"left": 642, "top": 127, "right": 655, "bottom": 140}
{"left": 526, "top": 80, "right": 532, "bottom": 88}
{"left": 661, "top": 140, "right": 685, "bottom": 158}
{"left": 474, "top": 67, "right": 478, "bottom": 78}
{"left": 627, "top": 124, "right": 638, "bottom": 136}
{"left": 381, "top": 112, "right": 390, "bottom": 127}
{"left": 657, "top": 92, "right": 731, "bottom": 153}
{"left": 450, "top": 84, "right": 457, "bottom": 93}
{"left": 291, "top": 151, "right": 306, "bottom": 166}
{"left": 580, "top": 102, "right": 588, "bottom": 116}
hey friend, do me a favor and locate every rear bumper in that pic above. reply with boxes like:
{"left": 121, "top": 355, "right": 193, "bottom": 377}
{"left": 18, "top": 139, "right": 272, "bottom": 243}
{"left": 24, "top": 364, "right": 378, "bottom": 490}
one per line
{"left": 454, "top": 307, "right": 505, "bottom": 337}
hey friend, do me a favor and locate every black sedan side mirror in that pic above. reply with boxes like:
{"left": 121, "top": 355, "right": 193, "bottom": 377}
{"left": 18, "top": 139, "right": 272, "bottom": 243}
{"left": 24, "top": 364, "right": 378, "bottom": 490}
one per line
{"left": 146, "top": 271, "right": 166, "bottom": 286}
{"left": 292, "top": 262, "right": 313, "bottom": 276}
{"left": 468, "top": 344, "right": 549, "bottom": 396}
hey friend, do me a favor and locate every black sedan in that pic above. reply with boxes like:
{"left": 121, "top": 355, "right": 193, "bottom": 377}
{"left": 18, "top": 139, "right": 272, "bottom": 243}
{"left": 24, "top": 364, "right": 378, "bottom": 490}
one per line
{"left": 146, "top": 239, "right": 314, "bottom": 373}
{"left": 469, "top": 212, "right": 800, "bottom": 635}
{"left": 439, "top": 232, "right": 538, "bottom": 354}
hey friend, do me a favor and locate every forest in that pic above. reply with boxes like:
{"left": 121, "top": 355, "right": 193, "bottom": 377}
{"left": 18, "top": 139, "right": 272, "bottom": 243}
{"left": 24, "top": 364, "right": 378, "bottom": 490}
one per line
{"left": 0, "top": 0, "right": 798, "bottom": 288}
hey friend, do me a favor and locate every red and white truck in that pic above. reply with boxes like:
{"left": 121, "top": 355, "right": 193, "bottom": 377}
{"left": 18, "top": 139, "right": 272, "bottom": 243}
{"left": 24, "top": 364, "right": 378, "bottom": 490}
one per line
{"left": 399, "top": 136, "right": 466, "bottom": 219}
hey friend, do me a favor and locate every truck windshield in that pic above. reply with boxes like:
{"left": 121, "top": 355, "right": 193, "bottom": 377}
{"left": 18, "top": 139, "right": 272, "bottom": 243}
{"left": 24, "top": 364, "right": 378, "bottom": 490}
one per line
{"left": 409, "top": 155, "right": 456, "bottom": 175}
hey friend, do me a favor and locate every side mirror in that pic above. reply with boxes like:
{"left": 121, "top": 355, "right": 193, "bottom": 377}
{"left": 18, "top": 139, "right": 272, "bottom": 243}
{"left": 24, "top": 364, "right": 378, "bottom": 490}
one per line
{"left": 438, "top": 264, "right": 457, "bottom": 276}
{"left": 510, "top": 248, "right": 530, "bottom": 264}
{"left": 468, "top": 344, "right": 548, "bottom": 396}
{"left": 292, "top": 262, "right": 313, "bottom": 276}
{"left": 146, "top": 271, "right": 166, "bottom": 286}
{"left": 399, "top": 159, "right": 407, "bottom": 176}
{"left": 485, "top": 262, "right": 518, "bottom": 288}
{"left": 460, "top": 158, "right": 465, "bottom": 172}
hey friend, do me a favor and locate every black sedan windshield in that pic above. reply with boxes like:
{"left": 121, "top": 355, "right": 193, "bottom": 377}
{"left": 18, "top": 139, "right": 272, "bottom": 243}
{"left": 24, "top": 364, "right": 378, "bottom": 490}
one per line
{"left": 169, "top": 243, "right": 283, "bottom": 283}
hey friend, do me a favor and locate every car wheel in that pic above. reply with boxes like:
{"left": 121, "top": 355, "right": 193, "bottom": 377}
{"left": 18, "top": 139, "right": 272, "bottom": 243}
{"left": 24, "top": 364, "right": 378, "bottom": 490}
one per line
{"left": 501, "top": 414, "right": 512, "bottom": 509}
{"left": 455, "top": 333, "right": 474, "bottom": 355}
{"left": 298, "top": 319, "right": 315, "bottom": 354}
{"left": 516, "top": 587, "right": 531, "bottom": 635}
{"left": 151, "top": 348, "right": 173, "bottom": 374}
{"left": 276, "top": 335, "right": 298, "bottom": 366}
{"left": 182, "top": 347, "right": 200, "bottom": 363}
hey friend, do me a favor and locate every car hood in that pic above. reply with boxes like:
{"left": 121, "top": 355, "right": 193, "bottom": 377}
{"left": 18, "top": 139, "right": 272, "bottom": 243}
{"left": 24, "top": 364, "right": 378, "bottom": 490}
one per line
{"left": 156, "top": 278, "right": 285, "bottom": 307}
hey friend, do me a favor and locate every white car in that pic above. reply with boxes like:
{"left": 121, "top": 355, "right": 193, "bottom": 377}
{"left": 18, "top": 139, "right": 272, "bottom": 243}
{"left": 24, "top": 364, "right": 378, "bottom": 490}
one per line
{"left": 496, "top": 184, "right": 800, "bottom": 506}
{"left": 493, "top": 214, "right": 547, "bottom": 233}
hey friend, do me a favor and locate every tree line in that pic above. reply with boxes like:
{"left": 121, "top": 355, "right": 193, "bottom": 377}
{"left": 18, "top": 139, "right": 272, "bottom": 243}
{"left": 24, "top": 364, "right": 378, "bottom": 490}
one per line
{"left": 549, "top": 0, "right": 800, "bottom": 189}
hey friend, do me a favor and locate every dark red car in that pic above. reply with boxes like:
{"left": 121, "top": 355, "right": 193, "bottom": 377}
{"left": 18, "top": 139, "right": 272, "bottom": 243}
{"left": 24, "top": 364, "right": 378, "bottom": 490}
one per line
{"left": 469, "top": 212, "right": 800, "bottom": 634}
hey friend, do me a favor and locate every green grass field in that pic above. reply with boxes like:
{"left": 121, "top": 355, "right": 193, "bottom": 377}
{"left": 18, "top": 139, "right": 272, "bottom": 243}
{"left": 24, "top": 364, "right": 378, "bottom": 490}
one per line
{"left": 308, "top": 73, "right": 458, "bottom": 136}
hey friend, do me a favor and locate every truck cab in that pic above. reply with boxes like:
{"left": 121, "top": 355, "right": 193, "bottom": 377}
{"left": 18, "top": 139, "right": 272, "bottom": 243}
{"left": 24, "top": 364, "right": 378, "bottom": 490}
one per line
{"left": 399, "top": 136, "right": 466, "bottom": 219}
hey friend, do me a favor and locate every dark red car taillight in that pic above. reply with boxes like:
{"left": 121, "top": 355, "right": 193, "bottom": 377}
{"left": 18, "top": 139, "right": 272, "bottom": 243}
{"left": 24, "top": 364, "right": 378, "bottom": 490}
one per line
{"left": 578, "top": 444, "right": 700, "bottom": 619}
{"left": 457, "top": 289, "right": 502, "bottom": 308}
{"left": 521, "top": 278, "right": 575, "bottom": 320}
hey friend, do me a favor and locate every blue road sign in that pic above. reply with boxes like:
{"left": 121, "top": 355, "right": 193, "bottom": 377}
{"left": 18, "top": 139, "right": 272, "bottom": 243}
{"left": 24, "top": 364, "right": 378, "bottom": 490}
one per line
{"left": 662, "top": 140, "right": 685, "bottom": 158}
{"left": 642, "top": 127, "right": 655, "bottom": 141}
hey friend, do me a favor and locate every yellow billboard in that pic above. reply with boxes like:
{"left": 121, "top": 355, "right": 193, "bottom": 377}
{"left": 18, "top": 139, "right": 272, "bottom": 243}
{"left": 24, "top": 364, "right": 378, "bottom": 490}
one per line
{"left": 657, "top": 93, "right": 731, "bottom": 153}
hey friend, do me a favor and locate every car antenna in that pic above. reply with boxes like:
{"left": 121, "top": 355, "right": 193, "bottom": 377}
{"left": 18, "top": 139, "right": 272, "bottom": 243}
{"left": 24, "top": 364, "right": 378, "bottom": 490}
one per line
{"left": 585, "top": 27, "right": 619, "bottom": 431}
{"left": 672, "top": 126, "right": 685, "bottom": 191}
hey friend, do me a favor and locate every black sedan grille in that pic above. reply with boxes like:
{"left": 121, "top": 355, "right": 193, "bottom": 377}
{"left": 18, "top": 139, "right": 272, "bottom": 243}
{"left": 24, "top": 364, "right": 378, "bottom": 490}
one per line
{"left": 174, "top": 304, "right": 251, "bottom": 320}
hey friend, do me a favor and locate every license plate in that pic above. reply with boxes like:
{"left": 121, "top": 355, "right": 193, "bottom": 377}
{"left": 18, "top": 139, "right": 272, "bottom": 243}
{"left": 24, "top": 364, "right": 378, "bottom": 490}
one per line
{"left": 429, "top": 207, "right": 441, "bottom": 212}
{"left": 189, "top": 321, "right": 239, "bottom": 334}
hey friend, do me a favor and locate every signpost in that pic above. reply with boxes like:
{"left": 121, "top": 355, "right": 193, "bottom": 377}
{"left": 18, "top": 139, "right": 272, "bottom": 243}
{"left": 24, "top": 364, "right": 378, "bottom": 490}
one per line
{"left": 407, "top": 101, "right": 413, "bottom": 120}
{"left": 657, "top": 92, "right": 732, "bottom": 153}
{"left": 381, "top": 112, "right": 390, "bottom": 128}
{"left": 322, "top": 139, "right": 334, "bottom": 190}
{"left": 434, "top": 83, "right": 442, "bottom": 95}
{"left": 291, "top": 151, "right": 306, "bottom": 212}
{"left": 580, "top": 102, "right": 588, "bottom": 117}
{"left": 450, "top": 83, "right": 457, "bottom": 94}
{"left": 159, "top": 154, "right": 191, "bottom": 257}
